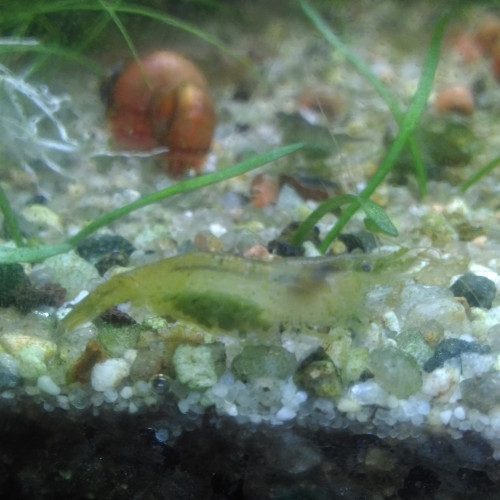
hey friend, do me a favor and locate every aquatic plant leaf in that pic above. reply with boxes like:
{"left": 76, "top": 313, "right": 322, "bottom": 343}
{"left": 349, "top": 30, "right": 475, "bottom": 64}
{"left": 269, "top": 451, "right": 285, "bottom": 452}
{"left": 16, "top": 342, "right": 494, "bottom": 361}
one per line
{"left": 0, "top": 144, "right": 304, "bottom": 264}
{"left": 300, "top": 0, "right": 428, "bottom": 197}
{"left": 359, "top": 199, "right": 398, "bottom": 237}
{"left": 460, "top": 156, "right": 500, "bottom": 193}
{"left": 317, "top": 10, "right": 447, "bottom": 253}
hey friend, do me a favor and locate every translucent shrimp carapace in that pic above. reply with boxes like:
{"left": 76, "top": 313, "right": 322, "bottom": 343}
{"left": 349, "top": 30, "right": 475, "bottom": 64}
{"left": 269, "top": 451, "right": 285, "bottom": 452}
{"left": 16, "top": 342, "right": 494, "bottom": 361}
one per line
{"left": 106, "top": 51, "right": 216, "bottom": 177}
{"left": 61, "top": 252, "right": 384, "bottom": 335}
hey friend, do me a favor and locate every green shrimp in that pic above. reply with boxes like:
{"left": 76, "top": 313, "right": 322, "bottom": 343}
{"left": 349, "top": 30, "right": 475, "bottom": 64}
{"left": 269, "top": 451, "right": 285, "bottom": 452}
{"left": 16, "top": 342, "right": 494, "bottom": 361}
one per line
{"left": 61, "top": 251, "right": 404, "bottom": 334}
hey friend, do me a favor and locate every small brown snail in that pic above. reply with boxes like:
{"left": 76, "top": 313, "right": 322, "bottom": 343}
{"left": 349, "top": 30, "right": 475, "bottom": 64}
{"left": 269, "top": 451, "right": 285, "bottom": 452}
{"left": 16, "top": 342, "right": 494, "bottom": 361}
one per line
{"left": 106, "top": 50, "right": 216, "bottom": 176}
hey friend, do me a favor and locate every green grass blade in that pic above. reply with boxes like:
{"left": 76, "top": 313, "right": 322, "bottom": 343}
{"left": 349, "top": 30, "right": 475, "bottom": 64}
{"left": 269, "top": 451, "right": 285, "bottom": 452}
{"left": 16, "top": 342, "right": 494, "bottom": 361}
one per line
{"left": 0, "top": 41, "right": 104, "bottom": 74}
{"left": 300, "top": 0, "right": 427, "bottom": 197}
{"left": 318, "top": 12, "right": 447, "bottom": 254}
{"left": 0, "top": 184, "right": 24, "bottom": 247}
{"left": 2, "top": 1, "right": 247, "bottom": 67}
{"left": 97, "top": 0, "right": 142, "bottom": 79}
{"left": 0, "top": 244, "right": 73, "bottom": 264}
{"left": 66, "top": 143, "right": 304, "bottom": 247}
{"left": 290, "top": 194, "right": 356, "bottom": 247}
{"left": 113, "top": 3, "right": 250, "bottom": 67}
{"left": 0, "top": 144, "right": 304, "bottom": 264}
{"left": 460, "top": 156, "right": 500, "bottom": 193}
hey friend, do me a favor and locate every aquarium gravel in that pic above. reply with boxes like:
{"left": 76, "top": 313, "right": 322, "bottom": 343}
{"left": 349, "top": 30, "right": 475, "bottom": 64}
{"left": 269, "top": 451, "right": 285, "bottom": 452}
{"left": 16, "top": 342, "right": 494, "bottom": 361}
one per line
{"left": 4, "top": 1, "right": 500, "bottom": 484}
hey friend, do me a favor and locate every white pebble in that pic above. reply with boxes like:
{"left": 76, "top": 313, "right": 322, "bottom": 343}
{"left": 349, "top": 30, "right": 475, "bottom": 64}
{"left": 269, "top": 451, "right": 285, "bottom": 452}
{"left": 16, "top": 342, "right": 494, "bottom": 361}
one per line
{"left": 411, "top": 413, "right": 425, "bottom": 426}
{"left": 440, "top": 409, "right": 453, "bottom": 425}
{"left": 276, "top": 407, "right": 296, "bottom": 421}
{"left": 57, "top": 395, "right": 70, "bottom": 410}
{"left": 422, "top": 367, "right": 459, "bottom": 400}
{"left": 349, "top": 380, "right": 388, "bottom": 406}
{"left": 382, "top": 310, "right": 400, "bottom": 333}
{"left": 37, "top": 375, "right": 61, "bottom": 396}
{"left": 212, "top": 382, "right": 229, "bottom": 398}
{"left": 91, "top": 359, "right": 130, "bottom": 392}
{"left": 222, "top": 401, "right": 238, "bottom": 417}
{"left": 120, "top": 386, "right": 134, "bottom": 399}
{"left": 1, "top": 391, "right": 15, "bottom": 400}
{"left": 123, "top": 349, "right": 137, "bottom": 365}
{"left": 155, "top": 428, "right": 169, "bottom": 443}
{"left": 43, "top": 402, "right": 55, "bottom": 412}
{"left": 416, "top": 400, "right": 431, "bottom": 416}
{"left": 103, "top": 388, "right": 118, "bottom": 403}
{"left": 337, "top": 397, "right": 362, "bottom": 413}
{"left": 453, "top": 406, "right": 466, "bottom": 420}
{"left": 209, "top": 223, "right": 227, "bottom": 237}
{"left": 133, "top": 381, "right": 150, "bottom": 397}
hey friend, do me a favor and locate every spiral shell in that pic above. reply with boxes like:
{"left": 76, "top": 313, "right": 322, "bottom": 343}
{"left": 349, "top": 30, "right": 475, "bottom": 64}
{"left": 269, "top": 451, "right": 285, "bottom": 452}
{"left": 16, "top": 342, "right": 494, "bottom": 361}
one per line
{"left": 106, "top": 51, "right": 215, "bottom": 176}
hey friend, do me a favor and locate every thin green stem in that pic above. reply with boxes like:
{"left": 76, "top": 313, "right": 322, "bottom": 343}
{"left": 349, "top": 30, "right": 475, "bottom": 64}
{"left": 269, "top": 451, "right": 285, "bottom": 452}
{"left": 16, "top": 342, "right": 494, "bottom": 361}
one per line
{"left": 0, "top": 42, "right": 104, "bottom": 74}
{"left": 460, "top": 156, "right": 500, "bottom": 193}
{"left": 0, "top": 144, "right": 304, "bottom": 263}
{"left": 290, "top": 194, "right": 356, "bottom": 247}
{"left": 97, "top": 0, "right": 142, "bottom": 78}
{"left": 2, "top": 0, "right": 247, "bottom": 67}
{"left": 318, "top": 12, "right": 447, "bottom": 253}
{"left": 68, "top": 144, "right": 304, "bottom": 247}
{"left": 300, "top": 0, "right": 427, "bottom": 197}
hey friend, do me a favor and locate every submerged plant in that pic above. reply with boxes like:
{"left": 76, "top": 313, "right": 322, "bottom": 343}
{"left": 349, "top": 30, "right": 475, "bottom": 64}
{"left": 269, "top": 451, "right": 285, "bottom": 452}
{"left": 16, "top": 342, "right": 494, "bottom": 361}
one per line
{"left": 292, "top": 1, "right": 448, "bottom": 254}
{"left": 460, "top": 156, "right": 500, "bottom": 193}
{"left": 0, "top": 61, "right": 79, "bottom": 176}
{"left": 0, "top": 0, "right": 256, "bottom": 261}
{"left": 0, "top": 0, "right": 244, "bottom": 76}
{"left": 0, "top": 143, "right": 305, "bottom": 264}
{"left": 0, "top": 1, "right": 447, "bottom": 265}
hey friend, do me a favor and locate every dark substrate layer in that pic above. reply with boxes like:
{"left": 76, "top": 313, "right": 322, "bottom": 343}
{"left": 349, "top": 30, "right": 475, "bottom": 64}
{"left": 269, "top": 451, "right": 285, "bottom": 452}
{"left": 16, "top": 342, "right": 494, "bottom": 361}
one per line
{"left": 1, "top": 402, "right": 500, "bottom": 500}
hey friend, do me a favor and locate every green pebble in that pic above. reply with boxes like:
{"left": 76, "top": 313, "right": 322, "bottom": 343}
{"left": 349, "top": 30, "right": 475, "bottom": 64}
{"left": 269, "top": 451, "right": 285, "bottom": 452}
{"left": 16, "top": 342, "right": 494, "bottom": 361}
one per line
{"left": 367, "top": 346, "right": 422, "bottom": 399}
{"left": 461, "top": 371, "right": 500, "bottom": 413}
{"left": 342, "top": 347, "right": 369, "bottom": 384}
{"left": 17, "top": 345, "right": 48, "bottom": 380}
{"left": 450, "top": 272, "right": 496, "bottom": 309}
{"left": 423, "top": 338, "right": 490, "bottom": 372}
{"left": 418, "top": 117, "right": 476, "bottom": 168}
{"left": 76, "top": 234, "right": 135, "bottom": 265}
{"left": 231, "top": 345, "right": 296, "bottom": 382}
{"left": 43, "top": 251, "right": 99, "bottom": 300}
{"left": 173, "top": 342, "right": 226, "bottom": 391}
{"left": 396, "top": 329, "right": 434, "bottom": 366}
{"left": 98, "top": 324, "right": 140, "bottom": 358}
{"left": 129, "top": 349, "right": 163, "bottom": 382}
{"left": 0, "top": 263, "right": 29, "bottom": 308}
{"left": 142, "top": 316, "right": 168, "bottom": 331}
{"left": 294, "top": 359, "right": 342, "bottom": 398}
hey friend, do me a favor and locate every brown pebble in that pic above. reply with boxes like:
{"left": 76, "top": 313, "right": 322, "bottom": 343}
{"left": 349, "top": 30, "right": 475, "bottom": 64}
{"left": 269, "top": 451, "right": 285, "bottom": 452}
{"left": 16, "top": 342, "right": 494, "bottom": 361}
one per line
{"left": 243, "top": 244, "right": 272, "bottom": 260}
{"left": 100, "top": 306, "right": 137, "bottom": 326}
{"left": 250, "top": 174, "right": 280, "bottom": 208}
{"left": 475, "top": 15, "right": 500, "bottom": 55}
{"left": 279, "top": 174, "right": 340, "bottom": 201}
{"left": 434, "top": 85, "right": 475, "bottom": 116}
{"left": 298, "top": 89, "right": 343, "bottom": 120}
{"left": 69, "top": 339, "right": 107, "bottom": 384}
{"left": 450, "top": 33, "right": 483, "bottom": 63}
{"left": 194, "top": 231, "right": 224, "bottom": 252}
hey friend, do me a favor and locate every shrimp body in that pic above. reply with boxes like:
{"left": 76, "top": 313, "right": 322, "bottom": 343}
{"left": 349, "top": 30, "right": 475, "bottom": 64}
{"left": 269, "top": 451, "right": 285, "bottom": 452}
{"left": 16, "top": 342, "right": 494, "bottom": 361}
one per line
{"left": 61, "top": 252, "right": 389, "bottom": 334}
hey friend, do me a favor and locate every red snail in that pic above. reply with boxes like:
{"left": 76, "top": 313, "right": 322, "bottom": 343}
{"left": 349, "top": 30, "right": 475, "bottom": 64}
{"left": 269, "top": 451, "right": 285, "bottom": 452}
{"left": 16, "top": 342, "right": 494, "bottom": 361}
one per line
{"left": 105, "top": 51, "right": 216, "bottom": 177}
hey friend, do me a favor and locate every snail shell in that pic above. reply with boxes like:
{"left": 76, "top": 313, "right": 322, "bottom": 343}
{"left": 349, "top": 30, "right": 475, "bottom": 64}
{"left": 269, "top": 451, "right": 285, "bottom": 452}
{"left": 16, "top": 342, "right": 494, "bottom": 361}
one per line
{"left": 107, "top": 50, "right": 215, "bottom": 176}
